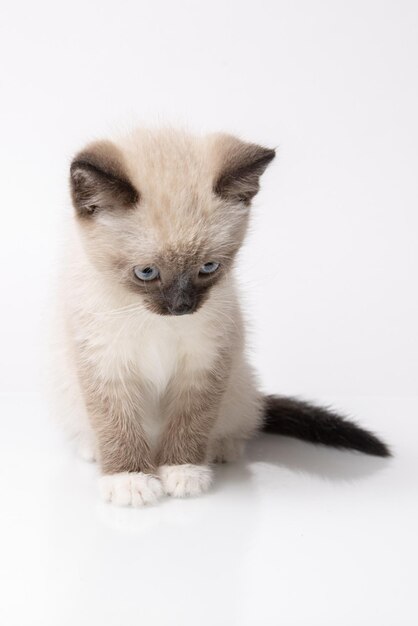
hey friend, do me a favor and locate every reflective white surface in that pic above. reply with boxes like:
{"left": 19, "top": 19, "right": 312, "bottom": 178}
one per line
{"left": 1, "top": 393, "right": 416, "bottom": 626}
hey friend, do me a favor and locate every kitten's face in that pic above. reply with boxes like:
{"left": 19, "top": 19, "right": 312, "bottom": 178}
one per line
{"left": 70, "top": 129, "right": 275, "bottom": 316}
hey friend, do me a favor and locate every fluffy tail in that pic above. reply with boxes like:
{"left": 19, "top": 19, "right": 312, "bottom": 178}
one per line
{"left": 263, "top": 395, "right": 390, "bottom": 457}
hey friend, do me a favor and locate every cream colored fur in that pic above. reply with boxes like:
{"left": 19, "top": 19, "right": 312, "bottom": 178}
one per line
{"left": 52, "top": 128, "right": 271, "bottom": 506}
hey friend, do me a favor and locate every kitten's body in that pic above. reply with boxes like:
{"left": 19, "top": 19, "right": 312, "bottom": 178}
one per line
{"left": 54, "top": 128, "right": 389, "bottom": 506}
{"left": 54, "top": 221, "right": 260, "bottom": 461}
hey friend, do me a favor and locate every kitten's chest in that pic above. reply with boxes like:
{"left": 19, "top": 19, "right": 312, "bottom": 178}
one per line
{"left": 135, "top": 320, "right": 218, "bottom": 392}
{"left": 89, "top": 312, "right": 218, "bottom": 393}
{"left": 134, "top": 324, "right": 180, "bottom": 392}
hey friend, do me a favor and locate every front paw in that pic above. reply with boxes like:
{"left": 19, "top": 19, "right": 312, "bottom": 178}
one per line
{"left": 159, "top": 464, "right": 213, "bottom": 498}
{"left": 99, "top": 472, "right": 164, "bottom": 507}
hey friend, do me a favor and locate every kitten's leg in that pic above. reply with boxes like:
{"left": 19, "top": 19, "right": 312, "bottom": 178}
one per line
{"left": 49, "top": 325, "right": 98, "bottom": 462}
{"left": 209, "top": 359, "right": 263, "bottom": 463}
{"left": 157, "top": 360, "right": 229, "bottom": 498}
{"left": 208, "top": 437, "right": 246, "bottom": 463}
{"left": 80, "top": 376, "right": 164, "bottom": 507}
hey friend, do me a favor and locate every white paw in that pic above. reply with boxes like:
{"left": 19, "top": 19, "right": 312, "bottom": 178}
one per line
{"left": 210, "top": 438, "right": 245, "bottom": 463}
{"left": 99, "top": 472, "right": 164, "bottom": 507}
{"left": 159, "top": 464, "right": 213, "bottom": 498}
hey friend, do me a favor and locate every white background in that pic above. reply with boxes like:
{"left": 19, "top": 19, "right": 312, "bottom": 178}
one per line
{"left": 0, "top": 1, "right": 417, "bottom": 625}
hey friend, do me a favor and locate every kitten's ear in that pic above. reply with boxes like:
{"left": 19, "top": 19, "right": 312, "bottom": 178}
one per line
{"left": 213, "top": 135, "right": 276, "bottom": 205}
{"left": 70, "top": 140, "right": 139, "bottom": 217}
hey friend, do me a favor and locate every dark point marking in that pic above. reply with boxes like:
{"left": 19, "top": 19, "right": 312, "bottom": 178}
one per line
{"left": 214, "top": 141, "right": 275, "bottom": 205}
{"left": 70, "top": 140, "right": 139, "bottom": 218}
{"left": 263, "top": 395, "right": 391, "bottom": 457}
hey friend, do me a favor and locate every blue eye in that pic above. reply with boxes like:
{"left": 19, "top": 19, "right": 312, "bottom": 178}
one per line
{"left": 134, "top": 266, "right": 160, "bottom": 281}
{"left": 199, "top": 262, "right": 220, "bottom": 275}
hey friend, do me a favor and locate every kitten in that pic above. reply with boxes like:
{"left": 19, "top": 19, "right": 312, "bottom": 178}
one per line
{"left": 53, "top": 128, "right": 390, "bottom": 507}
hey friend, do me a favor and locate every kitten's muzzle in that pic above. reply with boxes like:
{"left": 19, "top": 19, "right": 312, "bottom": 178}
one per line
{"left": 163, "top": 275, "right": 198, "bottom": 316}
{"left": 166, "top": 293, "right": 197, "bottom": 316}
{"left": 168, "top": 302, "right": 196, "bottom": 316}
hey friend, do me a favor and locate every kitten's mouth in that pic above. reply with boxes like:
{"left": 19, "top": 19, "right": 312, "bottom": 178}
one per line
{"left": 146, "top": 301, "right": 201, "bottom": 317}
{"left": 168, "top": 308, "right": 196, "bottom": 316}
{"left": 142, "top": 287, "right": 208, "bottom": 317}
{"left": 165, "top": 301, "right": 199, "bottom": 316}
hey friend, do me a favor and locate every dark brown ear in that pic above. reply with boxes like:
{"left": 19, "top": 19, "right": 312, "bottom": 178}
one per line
{"left": 70, "top": 140, "right": 139, "bottom": 217}
{"left": 213, "top": 136, "right": 276, "bottom": 205}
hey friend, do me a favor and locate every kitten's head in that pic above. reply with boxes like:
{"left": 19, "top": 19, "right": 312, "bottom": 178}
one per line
{"left": 70, "top": 129, "right": 275, "bottom": 316}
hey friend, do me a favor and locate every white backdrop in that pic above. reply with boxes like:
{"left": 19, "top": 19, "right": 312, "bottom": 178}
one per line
{"left": 1, "top": 4, "right": 417, "bottom": 626}
{"left": 0, "top": 0, "right": 417, "bottom": 397}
